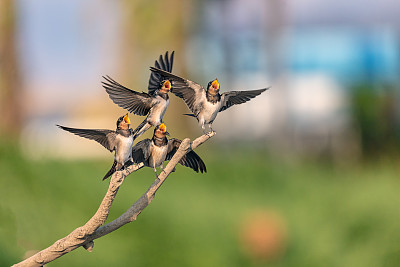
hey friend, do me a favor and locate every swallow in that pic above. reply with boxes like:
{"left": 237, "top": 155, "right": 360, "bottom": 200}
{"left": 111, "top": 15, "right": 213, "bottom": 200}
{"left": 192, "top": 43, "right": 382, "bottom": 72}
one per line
{"left": 57, "top": 114, "right": 134, "bottom": 180}
{"left": 102, "top": 51, "right": 174, "bottom": 140}
{"left": 131, "top": 123, "right": 206, "bottom": 177}
{"left": 149, "top": 67, "right": 269, "bottom": 133}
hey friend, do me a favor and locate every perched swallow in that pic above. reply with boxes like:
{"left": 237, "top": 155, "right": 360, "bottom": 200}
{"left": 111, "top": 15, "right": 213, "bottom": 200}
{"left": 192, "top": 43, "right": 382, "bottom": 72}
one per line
{"left": 131, "top": 123, "right": 206, "bottom": 176}
{"left": 149, "top": 67, "right": 269, "bottom": 133}
{"left": 57, "top": 114, "right": 134, "bottom": 180}
{"left": 102, "top": 51, "right": 174, "bottom": 140}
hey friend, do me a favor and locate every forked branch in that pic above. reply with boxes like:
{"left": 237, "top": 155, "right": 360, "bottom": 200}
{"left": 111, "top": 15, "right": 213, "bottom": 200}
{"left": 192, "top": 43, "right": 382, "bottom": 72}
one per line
{"left": 13, "top": 132, "right": 215, "bottom": 267}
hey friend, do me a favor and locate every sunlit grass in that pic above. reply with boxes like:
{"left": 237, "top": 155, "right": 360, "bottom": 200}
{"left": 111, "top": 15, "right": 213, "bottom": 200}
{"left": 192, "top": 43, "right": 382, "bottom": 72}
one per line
{"left": 1, "top": 142, "right": 400, "bottom": 266}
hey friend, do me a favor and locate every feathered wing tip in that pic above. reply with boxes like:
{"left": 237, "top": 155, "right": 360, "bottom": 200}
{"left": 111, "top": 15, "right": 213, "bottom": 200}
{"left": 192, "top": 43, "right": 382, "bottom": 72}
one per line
{"left": 103, "top": 161, "right": 117, "bottom": 180}
{"left": 101, "top": 75, "right": 153, "bottom": 116}
{"left": 219, "top": 87, "right": 271, "bottom": 112}
{"left": 198, "top": 154, "right": 207, "bottom": 173}
{"left": 177, "top": 150, "right": 207, "bottom": 174}
{"left": 148, "top": 51, "right": 175, "bottom": 95}
{"left": 56, "top": 124, "right": 116, "bottom": 152}
{"left": 155, "top": 51, "right": 174, "bottom": 72}
{"left": 191, "top": 151, "right": 207, "bottom": 173}
{"left": 199, "top": 161, "right": 206, "bottom": 173}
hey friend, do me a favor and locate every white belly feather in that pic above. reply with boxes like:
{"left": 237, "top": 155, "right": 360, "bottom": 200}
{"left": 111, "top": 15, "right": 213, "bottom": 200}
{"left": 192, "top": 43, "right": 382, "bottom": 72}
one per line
{"left": 114, "top": 135, "right": 134, "bottom": 164}
{"left": 149, "top": 143, "right": 168, "bottom": 168}
{"left": 148, "top": 98, "right": 169, "bottom": 125}
{"left": 199, "top": 101, "right": 221, "bottom": 125}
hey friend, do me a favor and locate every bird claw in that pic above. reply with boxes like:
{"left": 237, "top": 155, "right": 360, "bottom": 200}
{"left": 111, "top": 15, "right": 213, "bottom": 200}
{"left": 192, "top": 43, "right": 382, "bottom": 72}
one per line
{"left": 124, "top": 160, "right": 134, "bottom": 167}
{"left": 206, "top": 130, "right": 216, "bottom": 137}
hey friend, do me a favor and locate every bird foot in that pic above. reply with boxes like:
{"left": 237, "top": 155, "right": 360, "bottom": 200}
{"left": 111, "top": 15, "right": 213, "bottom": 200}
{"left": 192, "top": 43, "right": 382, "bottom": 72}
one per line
{"left": 207, "top": 130, "right": 216, "bottom": 137}
{"left": 124, "top": 160, "right": 134, "bottom": 167}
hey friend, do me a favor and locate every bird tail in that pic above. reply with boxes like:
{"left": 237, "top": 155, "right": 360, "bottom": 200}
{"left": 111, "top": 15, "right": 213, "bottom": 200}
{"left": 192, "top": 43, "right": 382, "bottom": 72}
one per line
{"left": 183, "top": 113, "right": 196, "bottom": 117}
{"left": 132, "top": 119, "right": 148, "bottom": 140}
{"left": 103, "top": 161, "right": 117, "bottom": 180}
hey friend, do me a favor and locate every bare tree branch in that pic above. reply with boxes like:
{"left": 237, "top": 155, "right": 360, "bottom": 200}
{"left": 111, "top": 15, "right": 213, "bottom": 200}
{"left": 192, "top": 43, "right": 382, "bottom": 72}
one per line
{"left": 13, "top": 132, "right": 215, "bottom": 267}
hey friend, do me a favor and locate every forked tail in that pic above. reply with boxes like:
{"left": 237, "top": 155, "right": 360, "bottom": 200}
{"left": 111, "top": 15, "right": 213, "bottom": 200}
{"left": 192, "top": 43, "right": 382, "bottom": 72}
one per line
{"left": 183, "top": 113, "right": 196, "bottom": 117}
{"left": 132, "top": 119, "right": 149, "bottom": 140}
{"left": 103, "top": 160, "right": 117, "bottom": 180}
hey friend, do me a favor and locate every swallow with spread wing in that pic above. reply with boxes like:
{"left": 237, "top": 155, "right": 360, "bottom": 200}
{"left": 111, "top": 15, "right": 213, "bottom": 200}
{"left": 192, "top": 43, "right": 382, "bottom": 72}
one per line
{"left": 102, "top": 51, "right": 174, "bottom": 140}
{"left": 131, "top": 123, "right": 206, "bottom": 177}
{"left": 57, "top": 114, "right": 134, "bottom": 180}
{"left": 149, "top": 67, "right": 269, "bottom": 133}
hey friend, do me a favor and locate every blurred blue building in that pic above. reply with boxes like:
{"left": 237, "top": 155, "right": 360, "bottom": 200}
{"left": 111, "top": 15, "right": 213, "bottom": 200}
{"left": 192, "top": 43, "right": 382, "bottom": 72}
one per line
{"left": 288, "top": 27, "right": 400, "bottom": 84}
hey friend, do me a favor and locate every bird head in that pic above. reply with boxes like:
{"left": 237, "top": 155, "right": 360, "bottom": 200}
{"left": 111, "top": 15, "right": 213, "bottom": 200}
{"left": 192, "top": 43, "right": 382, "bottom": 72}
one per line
{"left": 207, "top": 79, "right": 220, "bottom": 95}
{"left": 117, "top": 113, "right": 130, "bottom": 130}
{"left": 154, "top": 122, "right": 170, "bottom": 137}
{"left": 160, "top": 80, "right": 171, "bottom": 93}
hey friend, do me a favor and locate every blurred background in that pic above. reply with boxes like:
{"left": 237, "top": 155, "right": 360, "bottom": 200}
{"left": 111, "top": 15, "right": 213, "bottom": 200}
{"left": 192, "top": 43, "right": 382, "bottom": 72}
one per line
{"left": 1, "top": 0, "right": 400, "bottom": 266}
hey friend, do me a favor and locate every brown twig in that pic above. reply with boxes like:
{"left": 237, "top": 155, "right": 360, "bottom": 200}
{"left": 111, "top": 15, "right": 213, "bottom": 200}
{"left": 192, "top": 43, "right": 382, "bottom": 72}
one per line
{"left": 13, "top": 132, "right": 215, "bottom": 267}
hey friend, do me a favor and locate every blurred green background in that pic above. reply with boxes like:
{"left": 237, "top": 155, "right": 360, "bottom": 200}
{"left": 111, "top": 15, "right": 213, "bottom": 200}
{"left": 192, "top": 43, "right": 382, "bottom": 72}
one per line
{"left": 2, "top": 142, "right": 400, "bottom": 266}
{"left": 1, "top": 0, "right": 400, "bottom": 266}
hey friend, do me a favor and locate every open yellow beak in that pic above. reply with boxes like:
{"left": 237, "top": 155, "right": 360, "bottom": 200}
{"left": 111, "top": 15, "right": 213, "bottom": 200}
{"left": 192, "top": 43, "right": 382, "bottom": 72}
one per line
{"left": 212, "top": 79, "right": 219, "bottom": 90}
{"left": 159, "top": 122, "right": 167, "bottom": 133}
{"left": 123, "top": 114, "right": 130, "bottom": 124}
{"left": 164, "top": 80, "right": 171, "bottom": 91}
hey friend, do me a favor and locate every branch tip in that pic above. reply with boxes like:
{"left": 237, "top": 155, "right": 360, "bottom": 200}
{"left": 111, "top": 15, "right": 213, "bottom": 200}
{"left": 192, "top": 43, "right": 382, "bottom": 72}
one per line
{"left": 83, "top": 241, "right": 94, "bottom": 252}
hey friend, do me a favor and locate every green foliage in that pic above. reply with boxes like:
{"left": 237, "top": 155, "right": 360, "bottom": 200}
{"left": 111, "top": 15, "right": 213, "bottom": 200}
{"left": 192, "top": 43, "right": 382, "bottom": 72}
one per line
{"left": 351, "top": 84, "right": 400, "bottom": 157}
{"left": 2, "top": 143, "right": 400, "bottom": 266}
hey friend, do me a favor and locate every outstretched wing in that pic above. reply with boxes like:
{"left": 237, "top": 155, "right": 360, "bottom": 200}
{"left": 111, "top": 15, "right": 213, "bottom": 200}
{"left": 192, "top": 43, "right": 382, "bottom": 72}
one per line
{"left": 57, "top": 125, "right": 116, "bottom": 152}
{"left": 219, "top": 88, "right": 269, "bottom": 112}
{"left": 148, "top": 51, "right": 175, "bottom": 95}
{"left": 166, "top": 138, "right": 207, "bottom": 173}
{"left": 102, "top": 76, "right": 154, "bottom": 116}
{"left": 131, "top": 139, "right": 152, "bottom": 164}
{"left": 149, "top": 67, "right": 206, "bottom": 116}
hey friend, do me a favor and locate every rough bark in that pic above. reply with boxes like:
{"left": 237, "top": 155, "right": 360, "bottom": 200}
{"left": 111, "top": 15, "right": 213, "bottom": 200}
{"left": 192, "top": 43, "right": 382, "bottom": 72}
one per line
{"left": 13, "top": 132, "right": 215, "bottom": 267}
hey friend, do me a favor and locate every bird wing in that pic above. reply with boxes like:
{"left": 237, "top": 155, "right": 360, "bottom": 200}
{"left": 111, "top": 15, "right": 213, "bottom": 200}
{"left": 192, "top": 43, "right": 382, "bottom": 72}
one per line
{"left": 149, "top": 67, "right": 206, "bottom": 115}
{"left": 102, "top": 75, "right": 154, "bottom": 116}
{"left": 166, "top": 138, "right": 207, "bottom": 173}
{"left": 131, "top": 139, "right": 152, "bottom": 164}
{"left": 57, "top": 125, "right": 116, "bottom": 152}
{"left": 219, "top": 88, "right": 269, "bottom": 112}
{"left": 148, "top": 51, "right": 175, "bottom": 95}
